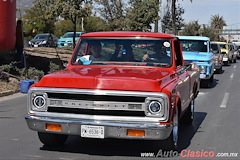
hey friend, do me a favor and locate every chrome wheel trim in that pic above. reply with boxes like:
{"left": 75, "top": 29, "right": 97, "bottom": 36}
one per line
{"left": 172, "top": 109, "right": 179, "bottom": 147}
{"left": 190, "top": 99, "right": 195, "bottom": 120}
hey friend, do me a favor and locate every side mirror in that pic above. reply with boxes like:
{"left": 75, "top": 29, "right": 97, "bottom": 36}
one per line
{"left": 63, "top": 62, "right": 68, "bottom": 68}
{"left": 184, "top": 60, "right": 192, "bottom": 66}
{"left": 184, "top": 61, "right": 193, "bottom": 71}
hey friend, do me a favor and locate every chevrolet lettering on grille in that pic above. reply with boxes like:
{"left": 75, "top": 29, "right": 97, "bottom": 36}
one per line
{"left": 49, "top": 99, "right": 143, "bottom": 111}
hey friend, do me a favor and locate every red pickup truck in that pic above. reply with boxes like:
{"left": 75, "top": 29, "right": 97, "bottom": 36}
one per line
{"left": 25, "top": 31, "right": 200, "bottom": 151}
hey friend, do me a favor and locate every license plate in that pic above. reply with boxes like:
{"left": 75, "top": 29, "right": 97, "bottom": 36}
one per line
{"left": 81, "top": 125, "right": 104, "bottom": 139}
{"left": 64, "top": 43, "right": 68, "bottom": 46}
{"left": 223, "top": 58, "right": 228, "bottom": 61}
{"left": 34, "top": 45, "right": 38, "bottom": 47}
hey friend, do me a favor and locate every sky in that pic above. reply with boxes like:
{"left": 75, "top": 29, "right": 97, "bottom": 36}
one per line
{"left": 179, "top": 0, "right": 240, "bottom": 28}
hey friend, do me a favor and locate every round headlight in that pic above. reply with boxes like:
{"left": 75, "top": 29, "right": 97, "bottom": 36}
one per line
{"left": 200, "top": 66, "right": 206, "bottom": 74}
{"left": 33, "top": 96, "right": 46, "bottom": 108}
{"left": 148, "top": 101, "right": 162, "bottom": 113}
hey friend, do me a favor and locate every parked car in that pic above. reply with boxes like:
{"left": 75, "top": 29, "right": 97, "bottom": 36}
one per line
{"left": 57, "top": 32, "right": 84, "bottom": 48}
{"left": 25, "top": 31, "right": 200, "bottom": 151}
{"left": 178, "top": 36, "right": 215, "bottom": 88}
{"left": 210, "top": 42, "right": 224, "bottom": 73}
{"left": 228, "top": 43, "right": 237, "bottom": 63}
{"left": 28, "top": 33, "right": 58, "bottom": 47}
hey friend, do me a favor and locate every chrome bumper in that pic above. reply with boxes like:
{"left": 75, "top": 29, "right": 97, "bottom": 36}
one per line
{"left": 214, "top": 63, "right": 222, "bottom": 69}
{"left": 200, "top": 73, "right": 211, "bottom": 79}
{"left": 25, "top": 115, "right": 173, "bottom": 140}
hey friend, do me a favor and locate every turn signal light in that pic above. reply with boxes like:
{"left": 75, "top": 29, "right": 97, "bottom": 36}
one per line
{"left": 127, "top": 129, "right": 145, "bottom": 137}
{"left": 45, "top": 123, "right": 62, "bottom": 132}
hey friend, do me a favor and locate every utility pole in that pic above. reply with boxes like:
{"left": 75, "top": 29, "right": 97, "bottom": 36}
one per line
{"left": 154, "top": 0, "right": 161, "bottom": 33}
{"left": 81, "top": 17, "right": 84, "bottom": 32}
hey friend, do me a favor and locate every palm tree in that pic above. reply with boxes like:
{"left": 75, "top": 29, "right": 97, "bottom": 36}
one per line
{"left": 210, "top": 14, "right": 226, "bottom": 30}
{"left": 210, "top": 14, "right": 227, "bottom": 40}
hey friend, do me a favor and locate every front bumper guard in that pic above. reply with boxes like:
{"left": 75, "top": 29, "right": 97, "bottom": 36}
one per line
{"left": 25, "top": 115, "right": 173, "bottom": 140}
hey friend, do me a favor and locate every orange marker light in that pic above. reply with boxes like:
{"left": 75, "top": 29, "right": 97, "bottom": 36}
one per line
{"left": 127, "top": 129, "right": 145, "bottom": 137}
{"left": 45, "top": 124, "right": 62, "bottom": 132}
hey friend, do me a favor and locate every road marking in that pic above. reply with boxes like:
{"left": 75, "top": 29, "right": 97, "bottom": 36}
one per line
{"left": 233, "top": 65, "right": 236, "bottom": 69}
{"left": 197, "top": 92, "right": 208, "bottom": 97}
{"left": 11, "top": 139, "right": 19, "bottom": 141}
{"left": 230, "top": 73, "right": 234, "bottom": 79}
{"left": 220, "top": 93, "right": 229, "bottom": 108}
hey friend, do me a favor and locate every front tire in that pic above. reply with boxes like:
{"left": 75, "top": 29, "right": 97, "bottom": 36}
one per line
{"left": 233, "top": 57, "right": 237, "bottom": 63}
{"left": 182, "top": 98, "right": 194, "bottom": 124}
{"left": 38, "top": 132, "right": 68, "bottom": 146}
{"left": 200, "top": 74, "right": 214, "bottom": 88}
{"left": 162, "top": 108, "right": 179, "bottom": 151}
{"left": 216, "top": 67, "right": 223, "bottom": 74}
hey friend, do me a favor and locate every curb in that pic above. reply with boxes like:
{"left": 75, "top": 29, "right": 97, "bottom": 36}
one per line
{"left": 0, "top": 90, "right": 19, "bottom": 98}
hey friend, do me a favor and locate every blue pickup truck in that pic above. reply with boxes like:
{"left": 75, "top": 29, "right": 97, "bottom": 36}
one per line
{"left": 178, "top": 36, "right": 215, "bottom": 88}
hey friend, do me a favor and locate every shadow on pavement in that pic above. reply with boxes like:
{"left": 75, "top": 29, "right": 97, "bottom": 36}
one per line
{"left": 178, "top": 112, "right": 207, "bottom": 151}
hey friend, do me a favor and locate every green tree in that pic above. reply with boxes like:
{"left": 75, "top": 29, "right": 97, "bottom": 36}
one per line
{"left": 181, "top": 20, "right": 201, "bottom": 36}
{"left": 161, "top": 3, "right": 184, "bottom": 34}
{"left": 84, "top": 16, "right": 109, "bottom": 32}
{"left": 55, "top": 0, "right": 92, "bottom": 48}
{"left": 94, "top": 0, "right": 126, "bottom": 31}
{"left": 23, "top": 0, "right": 57, "bottom": 35}
{"left": 167, "top": 0, "right": 192, "bottom": 35}
{"left": 201, "top": 24, "right": 217, "bottom": 41}
{"left": 161, "top": 9, "right": 172, "bottom": 33}
{"left": 126, "top": 0, "right": 159, "bottom": 31}
{"left": 54, "top": 19, "right": 83, "bottom": 38}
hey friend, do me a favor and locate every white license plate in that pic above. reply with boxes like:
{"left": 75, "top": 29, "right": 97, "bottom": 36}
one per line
{"left": 81, "top": 125, "right": 104, "bottom": 139}
{"left": 223, "top": 58, "right": 228, "bottom": 61}
{"left": 34, "top": 45, "right": 38, "bottom": 47}
{"left": 64, "top": 43, "right": 68, "bottom": 46}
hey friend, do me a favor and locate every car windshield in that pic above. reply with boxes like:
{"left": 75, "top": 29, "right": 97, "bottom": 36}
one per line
{"left": 63, "top": 33, "right": 81, "bottom": 38}
{"left": 219, "top": 44, "right": 227, "bottom": 49}
{"left": 180, "top": 40, "right": 208, "bottom": 52}
{"left": 71, "top": 38, "right": 172, "bottom": 68}
{"left": 210, "top": 44, "right": 219, "bottom": 53}
{"left": 34, "top": 34, "right": 48, "bottom": 39}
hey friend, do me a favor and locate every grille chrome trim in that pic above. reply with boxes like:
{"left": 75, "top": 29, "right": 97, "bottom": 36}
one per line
{"left": 48, "top": 99, "right": 144, "bottom": 111}
{"left": 28, "top": 87, "right": 169, "bottom": 122}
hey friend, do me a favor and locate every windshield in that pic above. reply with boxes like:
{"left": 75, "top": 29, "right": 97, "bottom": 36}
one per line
{"left": 210, "top": 44, "right": 219, "bottom": 53}
{"left": 63, "top": 33, "right": 81, "bottom": 38}
{"left": 71, "top": 38, "right": 172, "bottom": 68}
{"left": 219, "top": 44, "right": 227, "bottom": 49}
{"left": 180, "top": 40, "right": 208, "bottom": 52}
{"left": 34, "top": 34, "right": 48, "bottom": 40}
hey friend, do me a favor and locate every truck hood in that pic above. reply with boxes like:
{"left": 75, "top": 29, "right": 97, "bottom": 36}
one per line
{"left": 35, "top": 67, "right": 173, "bottom": 92}
{"left": 183, "top": 51, "right": 213, "bottom": 61}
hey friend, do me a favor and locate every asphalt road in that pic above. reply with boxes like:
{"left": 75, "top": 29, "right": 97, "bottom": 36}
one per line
{"left": 0, "top": 62, "right": 240, "bottom": 160}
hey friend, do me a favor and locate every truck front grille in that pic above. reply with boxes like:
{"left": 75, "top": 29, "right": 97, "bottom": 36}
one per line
{"left": 47, "top": 93, "right": 145, "bottom": 102}
{"left": 47, "top": 107, "right": 145, "bottom": 117}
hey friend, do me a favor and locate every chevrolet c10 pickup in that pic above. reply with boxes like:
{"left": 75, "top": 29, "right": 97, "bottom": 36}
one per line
{"left": 178, "top": 36, "right": 215, "bottom": 88}
{"left": 25, "top": 31, "right": 200, "bottom": 151}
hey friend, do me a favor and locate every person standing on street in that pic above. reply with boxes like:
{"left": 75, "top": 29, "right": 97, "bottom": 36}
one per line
{"left": 15, "top": 20, "right": 35, "bottom": 68}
